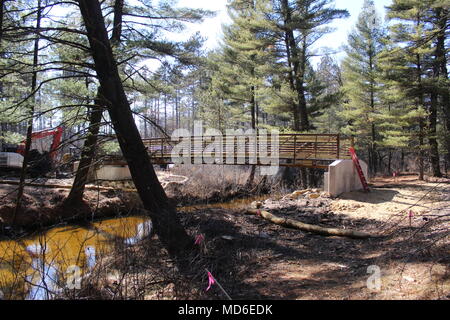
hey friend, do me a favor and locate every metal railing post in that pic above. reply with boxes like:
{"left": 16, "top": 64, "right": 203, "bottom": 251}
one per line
{"left": 293, "top": 135, "right": 297, "bottom": 165}
{"left": 336, "top": 134, "right": 340, "bottom": 159}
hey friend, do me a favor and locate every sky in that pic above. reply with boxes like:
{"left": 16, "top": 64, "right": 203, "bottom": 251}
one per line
{"left": 174, "top": 0, "right": 393, "bottom": 63}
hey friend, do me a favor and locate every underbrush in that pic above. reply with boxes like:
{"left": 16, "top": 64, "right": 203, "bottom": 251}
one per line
{"left": 166, "top": 165, "right": 271, "bottom": 206}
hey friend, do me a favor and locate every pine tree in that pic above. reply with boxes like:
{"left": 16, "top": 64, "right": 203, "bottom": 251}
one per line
{"left": 340, "top": 0, "right": 386, "bottom": 174}
{"left": 381, "top": 0, "right": 446, "bottom": 178}
{"left": 312, "top": 56, "right": 345, "bottom": 133}
{"left": 206, "top": 0, "right": 273, "bottom": 131}
{"left": 268, "top": 0, "right": 349, "bottom": 131}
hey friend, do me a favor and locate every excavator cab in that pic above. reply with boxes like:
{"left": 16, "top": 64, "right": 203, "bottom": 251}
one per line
{"left": 0, "top": 126, "right": 63, "bottom": 176}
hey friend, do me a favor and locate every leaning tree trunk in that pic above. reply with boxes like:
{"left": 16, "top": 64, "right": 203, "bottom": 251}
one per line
{"left": 0, "top": 0, "right": 4, "bottom": 50}
{"left": 77, "top": 0, "right": 192, "bottom": 256}
{"left": 0, "top": 0, "right": 4, "bottom": 96}
{"left": 66, "top": 0, "right": 123, "bottom": 204}
{"left": 65, "top": 98, "right": 103, "bottom": 205}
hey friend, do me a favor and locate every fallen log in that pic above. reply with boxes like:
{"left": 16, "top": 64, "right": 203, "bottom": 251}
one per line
{"left": 245, "top": 209, "right": 380, "bottom": 239}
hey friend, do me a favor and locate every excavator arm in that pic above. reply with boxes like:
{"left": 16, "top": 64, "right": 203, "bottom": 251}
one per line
{"left": 16, "top": 127, "right": 63, "bottom": 161}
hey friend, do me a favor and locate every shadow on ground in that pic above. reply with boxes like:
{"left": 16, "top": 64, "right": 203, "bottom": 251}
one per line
{"left": 180, "top": 204, "right": 449, "bottom": 300}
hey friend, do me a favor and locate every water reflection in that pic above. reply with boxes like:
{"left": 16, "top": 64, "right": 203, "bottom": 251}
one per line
{"left": 0, "top": 215, "right": 152, "bottom": 300}
{"left": 26, "top": 259, "right": 59, "bottom": 300}
{"left": 85, "top": 246, "right": 96, "bottom": 270}
{"left": 124, "top": 221, "right": 153, "bottom": 245}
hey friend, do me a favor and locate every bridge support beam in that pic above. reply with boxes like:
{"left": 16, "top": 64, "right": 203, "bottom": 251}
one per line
{"left": 324, "top": 159, "right": 368, "bottom": 197}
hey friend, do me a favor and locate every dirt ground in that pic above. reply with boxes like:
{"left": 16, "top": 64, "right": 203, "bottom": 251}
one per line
{"left": 0, "top": 172, "right": 189, "bottom": 231}
{"left": 1, "top": 174, "right": 449, "bottom": 300}
{"left": 178, "top": 175, "right": 449, "bottom": 300}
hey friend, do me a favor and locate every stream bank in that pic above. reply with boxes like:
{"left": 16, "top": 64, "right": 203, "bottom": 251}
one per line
{"left": 1, "top": 175, "right": 448, "bottom": 300}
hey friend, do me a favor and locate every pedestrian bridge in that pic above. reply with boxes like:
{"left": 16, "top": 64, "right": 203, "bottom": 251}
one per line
{"left": 98, "top": 133, "right": 366, "bottom": 197}
{"left": 141, "top": 133, "right": 353, "bottom": 169}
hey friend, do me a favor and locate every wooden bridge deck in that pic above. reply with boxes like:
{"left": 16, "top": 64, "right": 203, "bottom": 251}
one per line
{"left": 141, "top": 134, "right": 353, "bottom": 169}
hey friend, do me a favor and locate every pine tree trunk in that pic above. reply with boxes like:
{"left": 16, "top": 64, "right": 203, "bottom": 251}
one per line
{"left": 164, "top": 93, "right": 167, "bottom": 131}
{"left": 77, "top": 0, "right": 192, "bottom": 256}
{"left": 13, "top": 0, "right": 42, "bottom": 224}
{"left": 111, "top": 0, "right": 123, "bottom": 45}
{"left": 65, "top": 101, "right": 103, "bottom": 205}
{"left": 66, "top": 0, "right": 123, "bottom": 204}
{"left": 246, "top": 86, "right": 257, "bottom": 187}
{"left": 296, "top": 38, "right": 310, "bottom": 131}
{"left": 0, "top": 0, "right": 3, "bottom": 49}
{"left": 429, "top": 62, "right": 442, "bottom": 177}
{"left": 436, "top": 8, "right": 450, "bottom": 172}
{"left": 0, "top": 0, "right": 4, "bottom": 96}
{"left": 416, "top": 51, "right": 425, "bottom": 181}
{"left": 388, "top": 150, "right": 392, "bottom": 175}
{"left": 280, "top": 0, "right": 309, "bottom": 131}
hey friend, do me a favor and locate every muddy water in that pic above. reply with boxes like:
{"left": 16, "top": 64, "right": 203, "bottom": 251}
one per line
{"left": 0, "top": 216, "right": 152, "bottom": 300}
{"left": 0, "top": 195, "right": 271, "bottom": 300}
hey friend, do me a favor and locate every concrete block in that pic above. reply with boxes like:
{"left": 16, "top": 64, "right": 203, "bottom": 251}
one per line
{"left": 95, "top": 165, "right": 131, "bottom": 181}
{"left": 324, "top": 159, "right": 368, "bottom": 197}
{"left": 0, "top": 152, "right": 24, "bottom": 168}
{"left": 73, "top": 162, "right": 131, "bottom": 181}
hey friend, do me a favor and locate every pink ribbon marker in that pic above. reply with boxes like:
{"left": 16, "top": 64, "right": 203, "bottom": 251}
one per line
{"left": 206, "top": 272, "right": 216, "bottom": 292}
{"left": 256, "top": 210, "right": 262, "bottom": 217}
{"left": 408, "top": 210, "right": 414, "bottom": 226}
{"left": 194, "top": 234, "right": 205, "bottom": 245}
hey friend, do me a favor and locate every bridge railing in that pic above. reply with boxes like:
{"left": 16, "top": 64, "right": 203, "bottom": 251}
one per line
{"left": 142, "top": 134, "right": 353, "bottom": 165}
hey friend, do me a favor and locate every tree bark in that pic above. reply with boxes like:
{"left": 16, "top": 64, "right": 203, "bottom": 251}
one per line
{"left": 13, "top": 0, "right": 42, "bottom": 224}
{"left": 77, "top": 0, "right": 192, "bottom": 256}
{"left": 280, "top": 0, "right": 309, "bottom": 131}
{"left": 369, "top": 51, "right": 377, "bottom": 174}
{"left": 65, "top": 96, "right": 103, "bottom": 205}
{"left": 245, "top": 209, "right": 377, "bottom": 239}
{"left": 416, "top": 51, "right": 425, "bottom": 180}
{"left": 246, "top": 84, "right": 257, "bottom": 187}
{"left": 429, "top": 61, "right": 442, "bottom": 177}
{"left": 0, "top": 0, "right": 4, "bottom": 48}
{"left": 111, "top": 0, "right": 124, "bottom": 45}
{"left": 0, "top": 0, "right": 4, "bottom": 96}
{"left": 66, "top": 0, "right": 125, "bottom": 205}
{"left": 435, "top": 7, "right": 450, "bottom": 172}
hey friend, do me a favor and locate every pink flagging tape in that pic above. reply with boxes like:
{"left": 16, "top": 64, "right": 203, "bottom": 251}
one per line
{"left": 204, "top": 268, "right": 232, "bottom": 300}
{"left": 194, "top": 234, "right": 205, "bottom": 245}
{"left": 206, "top": 271, "right": 216, "bottom": 292}
{"left": 256, "top": 209, "right": 262, "bottom": 217}
{"left": 408, "top": 210, "right": 414, "bottom": 227}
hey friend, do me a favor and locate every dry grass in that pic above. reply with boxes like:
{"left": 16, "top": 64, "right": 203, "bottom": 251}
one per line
{"left": 166, "top": 165, "right": 269, "bottom": 205}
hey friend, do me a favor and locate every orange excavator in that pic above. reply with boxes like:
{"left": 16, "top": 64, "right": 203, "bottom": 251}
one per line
{"left": 0, "top": 127, "right": 63, "bottom": 174}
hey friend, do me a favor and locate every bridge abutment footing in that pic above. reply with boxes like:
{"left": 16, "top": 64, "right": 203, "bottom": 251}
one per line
{"left": 324, "top": 159, "right": 368, "bottom": 197}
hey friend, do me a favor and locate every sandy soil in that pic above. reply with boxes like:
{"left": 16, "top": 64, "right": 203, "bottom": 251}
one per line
{"left": 177, "top": 175, "right": 449, "bottom": 300}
